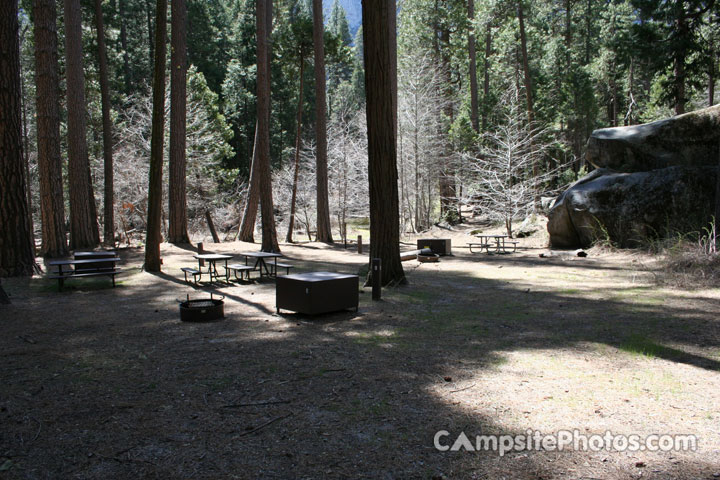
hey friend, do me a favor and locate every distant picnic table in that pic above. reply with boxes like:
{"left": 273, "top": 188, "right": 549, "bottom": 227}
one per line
{"left": 469, "top": 235, "right": 518, "bottom": 254}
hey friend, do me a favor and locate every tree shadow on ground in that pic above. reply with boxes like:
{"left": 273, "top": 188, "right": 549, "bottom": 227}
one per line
{"left": 1, "top": 247, "right": 719, "bottom": 479}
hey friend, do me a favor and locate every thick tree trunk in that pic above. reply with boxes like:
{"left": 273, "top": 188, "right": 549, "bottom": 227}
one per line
{"left": 362, "top": 0, "right": 405, "bottom": 286}
{"left": 64, "top": 0, "right": 100, "bottom": 250}
{"left": 313, "top": 0, "right": 333, "bottom": 243}
{"left": 94, "top": 0, "right": 115, "bottom": 247}
{"left": 0, "top": 0, "right": 35, "bottom": 276}
{"left": 33, "top": 0, "right": 68, "bottom": 258}
{"left": 238, "top": 1, "right": 272, "bottom": 245}
{"left": 20, "top": 25, "right": 35, "bottom": 254}
{"left": 257, "top": 0, "right": 279, "bottom": 252}
{"left": 468, "top": 0, "right": 479, "bottom": 132}
{"left": 517, "top": 0, "right": 534, "bottom": 124}
{"left": 238, "top": 123, "right": 260, "bottom": 242}
{"left": 144, "top": 0, "right": 167, "bottom": 271}
{"left": 286, "top": 55, "right": 306, "bottom": 244}
{"left": 168, "top": 0, "right": 189, "bottom": 244}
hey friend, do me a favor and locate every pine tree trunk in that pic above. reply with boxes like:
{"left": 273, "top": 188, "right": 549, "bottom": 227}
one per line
{"left": 517, "top": 0, "right": 534, "bottom": 124}
{"left": 238, "top": 123, "right": 259, "bottom": 242}
{"left": 362, "top": 0, "right": 405, "bottom": 286}
{"left": 257, "top": 0, "right": 279, "bottom": 253}
{"left": 673, "top": 8, "right": 687, "bottom": 115}
{"left": 0, "top": 0, "right": 35, "bottom": 277}
{"left": 144, "top": 0, "right": 167, "bottom": 271}
{"left": 709, "top": 51, "right": 715, "bottom": 107}
{"left": 482, "top": 24, "right": 491, "bottom": 132}
{"left": 146, "top": 0, "right": 154, "bottom": 67}
{"left": 286, "top": 55, "right": 306, "bottom": 244}
{"left": 468, "top": 0, "right": 479, "bottom": 132}
{"left": 168, "top": 0, "right": 189, "bottom": 244}
{"left": 119, "top": 0, "right": 131, "bottom": 91}
{"left": 33, "top": 0, "right": 68, "bottom": 258}
{"left": 313, "top": 0, "right": 333, "bottom": 243}
{"left": 94, "top": 0, "right": 115, "bottom": 247}
{"left": 64, "top": 0, "right": 100, "bottom": 250}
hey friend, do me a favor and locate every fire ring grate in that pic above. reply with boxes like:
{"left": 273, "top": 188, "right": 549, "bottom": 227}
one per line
{"left": 179, "top": 294, "right": 225, "bottom": 322}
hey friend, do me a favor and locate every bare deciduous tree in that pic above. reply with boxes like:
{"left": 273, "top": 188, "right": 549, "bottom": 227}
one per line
{"left": 397, "top": 50, "right": 448, "bottom": 232}
{"left": 462, "top": 89, "right": 560, "bottom": 238}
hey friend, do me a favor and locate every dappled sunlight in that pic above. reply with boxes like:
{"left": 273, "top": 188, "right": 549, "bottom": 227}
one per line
{"left": 4, "top": 236, "right": 720, "bottom": 478}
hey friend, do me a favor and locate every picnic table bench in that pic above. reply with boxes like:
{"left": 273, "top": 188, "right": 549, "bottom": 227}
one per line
{"left": 47, "top": 256, "right": 122, "bottom": 291}
{"left": 470, "top": 235, "right": 518, "bottom": 254}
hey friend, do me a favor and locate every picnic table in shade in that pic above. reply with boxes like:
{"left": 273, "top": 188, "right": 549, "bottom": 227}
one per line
{"left": 47, "top": 257, "right": 122, "bottom": 290}
{"left": 193, "top": 254, "right": 233, "bottom": 283}
{"left": 237, "top": 251, "right": 283, "bottom": 278}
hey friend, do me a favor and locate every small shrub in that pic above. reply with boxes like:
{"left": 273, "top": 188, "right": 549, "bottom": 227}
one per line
{"left": 657, "top": 220, "right": 720, "bottom": 287}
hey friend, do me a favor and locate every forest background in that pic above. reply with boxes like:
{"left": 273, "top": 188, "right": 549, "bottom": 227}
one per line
{"left": 12, "top": 0, "right": 720, "bottom": 250}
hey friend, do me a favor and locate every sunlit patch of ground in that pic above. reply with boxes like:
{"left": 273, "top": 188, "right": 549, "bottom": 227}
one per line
{"left": 1, "top": 226, "right": 719, "bottom": 479}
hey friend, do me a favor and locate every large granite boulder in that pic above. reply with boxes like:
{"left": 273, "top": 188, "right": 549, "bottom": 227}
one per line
{"left": 548, "top": 166, "right": 717, "bottom": 248}
{"left": 586, "top": 105, "right": 720, "bottom": 172}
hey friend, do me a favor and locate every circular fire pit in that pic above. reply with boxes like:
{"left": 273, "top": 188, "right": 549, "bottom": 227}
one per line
{"left": 179, "top": 294, "right": 224, "bottom": 322}
{"left": 417, "top": 253, "right": 439, "bottom": 263}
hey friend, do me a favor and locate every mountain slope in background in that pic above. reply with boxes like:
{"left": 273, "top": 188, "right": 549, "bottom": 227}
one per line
{"left": 323, "top": 0, "right": 362, "bottom": 39}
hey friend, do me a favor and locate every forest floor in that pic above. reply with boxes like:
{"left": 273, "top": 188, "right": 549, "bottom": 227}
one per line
{"left": 2, "top": 221, "right": 720, "bottom": 479}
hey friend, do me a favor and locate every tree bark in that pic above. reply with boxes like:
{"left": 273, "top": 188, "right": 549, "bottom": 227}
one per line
{"left": 238, "top": 0, "right": 273, "bottom": 244}
{"left": 362, "top": 0, "right": 405, "bottom": 286}
{"left": 673, "top": 5, "right": 687, "bottom": 115}
{"left": 33, "top": 0, "right": 68, "bottom": 258}
{"left": 143, "top": 0, "right": 167, "bottom": 271}
{"left": 168, "top": 0, "right": 189, "bottom": 244}
{"left": 709, "top": 49, "right": 715, "bottom": 107}
{"left": 119, "top": 0, "right": 131, "bottom": 91}
{"left": 313, "top": 0, "right": 333, "bottom": 243}
{"left": 257, "top": 0, "right": 279, "bottom": 252}
{"left": 238, "top": 123, "right": 260, "bottom": 243}
{"left": 468, "top": 0, "right": 479, "bottom": 132}
{"left": 64, "top": 0, "right": 100, "bottom": 250}
{"left": 716, "top": 138, "right": 720, "bottom": 252}
{"left": 286, "top": 54, "right": 306, "bottom": 243}
{"left": 517, "top": 0, "right": 534, "bottom": 123}
{"left": 0, "top": 0, "right": 35, "bottom": 276}
{"left": 481, "top": 24, "right": 491, "bottom": 132}
{"left": 94, "top": 0, "right": 115, "bottom": 247}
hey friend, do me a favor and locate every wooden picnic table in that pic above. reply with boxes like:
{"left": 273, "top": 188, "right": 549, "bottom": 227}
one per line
{"left": 47, "top": 257, "right": 122, "bottom": 291}
{"left": 470, "top": 235, "right": 518, "bottom": 254}
{"left": 237, "top": 251, "right": 283, "bottom": 278}
{"left": 193, "top": 254, "right": 233, "bottom": 283}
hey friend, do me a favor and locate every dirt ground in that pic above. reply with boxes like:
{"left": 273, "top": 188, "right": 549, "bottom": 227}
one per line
{"left": 2, "top": 223, "right": 720, "bottom": 479}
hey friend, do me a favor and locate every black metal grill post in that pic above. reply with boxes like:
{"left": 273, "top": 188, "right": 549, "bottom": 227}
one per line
{"left": 372, "top": 257, "right": 381, "bottom": 300}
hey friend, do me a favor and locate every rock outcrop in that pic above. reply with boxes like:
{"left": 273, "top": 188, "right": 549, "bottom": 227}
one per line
{"left": 548, "top": 166, "right": 717, "bottom": 248}
{"left": 586, "top": 105, "right": 720, "bottom": 172}
{"left": 549, "top": 106, "right": 720, "bottom": 249}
